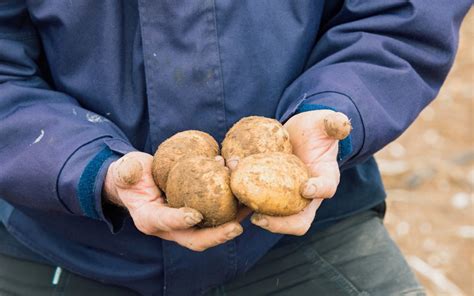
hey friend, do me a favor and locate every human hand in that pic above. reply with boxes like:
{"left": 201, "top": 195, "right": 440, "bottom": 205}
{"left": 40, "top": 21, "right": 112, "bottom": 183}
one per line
{"left": 103, "top": 152, "right": 243, "bottom": 251}
{"left": 250, "top": 110, "right": 351, "bottom": 235}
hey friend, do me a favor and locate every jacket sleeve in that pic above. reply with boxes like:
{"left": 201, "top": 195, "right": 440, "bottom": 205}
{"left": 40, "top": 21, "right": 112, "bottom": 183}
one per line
{"left": 0, "top": 1, "right": 135, "bottom": 222}
{"left": 276, "top": 0, "right": 471, "bottom": 169}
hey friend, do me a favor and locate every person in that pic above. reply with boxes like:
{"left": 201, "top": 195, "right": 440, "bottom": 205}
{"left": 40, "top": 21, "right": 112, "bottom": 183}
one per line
{"left": 0, "top": 1, "right": 470, "bottom": 295}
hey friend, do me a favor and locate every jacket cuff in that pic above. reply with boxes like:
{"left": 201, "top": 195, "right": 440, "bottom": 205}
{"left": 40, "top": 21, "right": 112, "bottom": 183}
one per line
{"left": 278, "top": 92, "right": 364, "bottom": 167}
{"left": 58, "top": 138, "right": 136, "bottom": 232}
{"left": 77, "top": 147, "right": 116, "bottom": 219}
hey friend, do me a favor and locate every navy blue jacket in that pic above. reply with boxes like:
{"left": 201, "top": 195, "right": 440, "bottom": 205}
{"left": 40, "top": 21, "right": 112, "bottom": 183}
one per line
{"left": 0, "top": 0, "right": 470, "bottom": 295}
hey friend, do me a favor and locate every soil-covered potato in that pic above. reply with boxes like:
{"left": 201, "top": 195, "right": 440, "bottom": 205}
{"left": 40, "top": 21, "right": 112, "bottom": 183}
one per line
{"left": 230, "top": 152, "right": 310, "bottom": 216}
{"left": 166, "top": 156, "right": 238, "bottom": 227}
{"left": 152, "top": 130, "right": 219, "bottom": 192}
{"left": 221, "top": 116, "right": 292, "bottom": 161}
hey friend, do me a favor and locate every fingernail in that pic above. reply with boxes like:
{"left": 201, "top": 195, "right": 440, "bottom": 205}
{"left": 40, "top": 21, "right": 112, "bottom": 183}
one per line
{"left": 226, "top": 158, "right": 239, "bottom": 170}
{"left": 214, "top": 156, "right": 225, "bottom": 166}
{"left": 251, "top": 214, "right": 269, "bottom": 227}
{"left": 226, "top": 225, "right": 243, "bottom": 239}
{"left": 302, "top": 183, "right": 317, "bottom": 198}
{"left": 184, "top": 213, "right": 202, "bottom": 225}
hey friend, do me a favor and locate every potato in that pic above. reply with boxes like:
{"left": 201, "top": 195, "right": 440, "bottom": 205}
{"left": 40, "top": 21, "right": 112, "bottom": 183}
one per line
{"left": 152, "top": 130, "right": 219, "bottom": 192}
{"left": 230, "top": 152, "right": 310, "bottom": 216}
{"left": 166, "top": 156, "right": 238, "bottom": 227}
{"left": 221, "top": 116, "right": 292, "bottom": 161}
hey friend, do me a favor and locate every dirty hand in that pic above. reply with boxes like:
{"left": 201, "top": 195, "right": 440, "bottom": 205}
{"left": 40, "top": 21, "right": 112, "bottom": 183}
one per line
{"left": 251, "top": 110, "right": 351, "bottom": 236}
{"left": 103, "top": 152, "right": 243, "bottom": 251}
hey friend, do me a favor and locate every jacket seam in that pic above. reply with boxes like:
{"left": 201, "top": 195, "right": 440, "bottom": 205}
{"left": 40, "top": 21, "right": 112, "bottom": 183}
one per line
{"left": 211, "top": 0, "right": 228, "bottom": 131}
{"left": 136, "top": 1, "right": 159, "bottom": 149}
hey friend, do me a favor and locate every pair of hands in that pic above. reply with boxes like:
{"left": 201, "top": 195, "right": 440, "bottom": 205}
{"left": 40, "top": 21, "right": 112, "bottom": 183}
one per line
{"left": 103, "top": 110, "right": 349, "bottom": 252}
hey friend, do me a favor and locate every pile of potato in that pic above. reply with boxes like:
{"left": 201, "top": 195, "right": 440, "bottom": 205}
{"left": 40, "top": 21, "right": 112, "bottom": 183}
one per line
{"left": 151, "top": 116, "right": 312, "bottom": 227}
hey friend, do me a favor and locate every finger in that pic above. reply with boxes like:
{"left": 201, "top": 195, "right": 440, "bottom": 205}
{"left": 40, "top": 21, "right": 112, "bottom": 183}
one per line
{"left": 323, "top": 112, "right": 352, "bottom": 140}
{"left": 133, "top": 204, "right": 203, "bottom": 234}
{"left": 114, "top": 157, "right": 143, "bottom": 187}
{"left": 214, "top": 155, "right": 226, "bottom": 166}
{"left": 162, "top": 222, "right": 244, "bottom": 252}
{"left": 251, "top": 199, "right": 322, "bottom": 236}
{"left": 226, "top": 156, "right": 240, "bottom": 172}
{"left": 304, "top": 158, "right": 340, "bottom": 199}
{"left": 300, "top": 176, "right": 338, "bottom": 199}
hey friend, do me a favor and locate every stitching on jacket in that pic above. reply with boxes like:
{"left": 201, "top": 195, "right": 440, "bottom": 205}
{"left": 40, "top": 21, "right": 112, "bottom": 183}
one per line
{"left": 211, "top": 0, "right": 228, "bottom": 132}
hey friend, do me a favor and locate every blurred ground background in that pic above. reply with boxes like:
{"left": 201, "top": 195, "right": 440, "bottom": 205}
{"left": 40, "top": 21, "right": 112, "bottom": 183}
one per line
{"left": 376, "top": 9, "right": 473, "bottom": 296}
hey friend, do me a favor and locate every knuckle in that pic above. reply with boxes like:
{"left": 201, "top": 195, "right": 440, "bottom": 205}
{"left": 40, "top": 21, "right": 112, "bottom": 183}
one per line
{"left": 189, "top": 244, "right": 207, "bottom": 252}
{"left": 148, "top": 209, "right": 174, "bottom": 232}
{"left": 156, "top": 216, "right": 173, "bottom": 231}
{"left": 136, "top": 223, "right": 153, "bottom": 235}
{"left": 326, "top": 185, "right": 338, "bottom": 198}
{"left": 319, "top": 179, "right": 337, "bottom": 198}
{"left": 293, "top": 226, "right": 310, "bottom": 236}
{"left": 181, "top": 238, "right": 208, "bottom": 252}
{"left": 215, "top": 236, "right": 228, "bottom": 245}
{"left": 292, "top": 219, "right": 311, "bottom": 236}
{"left": 266, "top": 222, "right": 284, "bottom": 234}
{"left": 132, "top": 215, "right": 156, "bottom": 235}
{"left": 326, "top": 189, "right": 335, "bottom": 197}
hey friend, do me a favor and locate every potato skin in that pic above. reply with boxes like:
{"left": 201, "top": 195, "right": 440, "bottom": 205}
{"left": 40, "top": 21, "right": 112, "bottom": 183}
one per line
{"left": 221, "top": 116, "right": 292, "bottom": 160}
{"left": 230, "top": 152, "right": 310, "bottom": 216}
{"left": 152, "top": 130, "right": 219, "bottom": 192}
{"left": 166, "top": 156, "right": 238, "bottom": 227}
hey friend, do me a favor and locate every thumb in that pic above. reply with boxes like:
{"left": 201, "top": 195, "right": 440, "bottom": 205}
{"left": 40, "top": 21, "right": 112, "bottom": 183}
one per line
{"left": 113, "top": 156, "right": 143, "bottom": 188}
{"left": 322, "top": 112, "right": 352, "bottom": 140}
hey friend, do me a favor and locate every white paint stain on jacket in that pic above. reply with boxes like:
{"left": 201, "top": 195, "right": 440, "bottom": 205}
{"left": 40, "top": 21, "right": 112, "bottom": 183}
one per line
{"left": 86, "top": 112, "right": 107, "bottom": 123}
{"left": 31, "top": 129, "right": 45, "bottom": 145}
